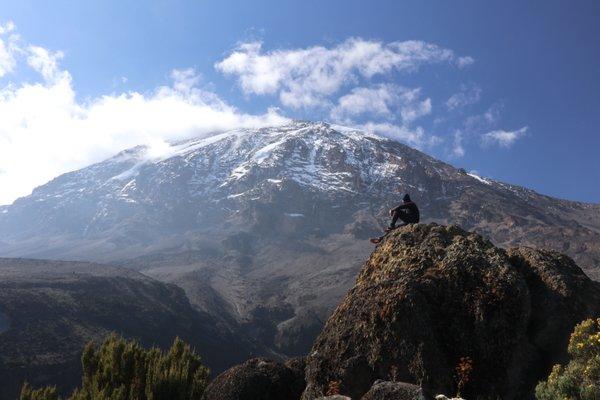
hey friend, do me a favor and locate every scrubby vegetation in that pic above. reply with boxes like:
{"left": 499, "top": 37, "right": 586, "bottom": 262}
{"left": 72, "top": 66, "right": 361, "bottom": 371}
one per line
{"left": 19, "top": 384, "right": 59, "bottom": 400}
{"left": 536, "top": 318, "right": 600, "bottom": 400}
{"left": 20, "top": 334, "right": 209, "bottom": 400}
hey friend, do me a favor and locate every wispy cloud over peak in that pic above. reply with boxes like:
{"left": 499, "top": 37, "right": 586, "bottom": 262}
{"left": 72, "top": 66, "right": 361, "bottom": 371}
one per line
{"left": 451, "top": 130, "right": 466, "bottom": 158}
{"left": 216, "top": 38, "right": 473, "bottom": 109}
{"left": 330, "top": 84, "right": 431, "bottom": 123}
{"left": 359, "top": 121, "right": 441, "bottom": 148}
{"left": 446, "top": 84, "right": 482, "bottom": 110}
{"left": 456, "top": 56, "right": 475, "bottom": 68}
{"left": 482, "top": 126, "right": 528, "bottom": 147}
{"left": 215, "top": 38, "right": 473, "bottom": 152}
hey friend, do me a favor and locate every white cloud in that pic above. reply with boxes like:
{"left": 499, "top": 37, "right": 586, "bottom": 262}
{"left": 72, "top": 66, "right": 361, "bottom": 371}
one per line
{"left": 27, "top": 46, "right": 65, "bottom": 82}
{"left": 331, "top": 85, "right": 396, "bottom": 119}
{"left": 359, "top": 121, "right": 440, "bottom": 149}
{"left": 451, "top": 104, "right": 528, "bottom": 156}
{"left": 451, "top": 130, "right": 465, "bottom": 157}
{"left": 0, "top": 25, "right": 524, "bottom": 204}
{"left": 216, "top": 38, "right": 472, "bottom": 109}
{"left": 462, "top": 103, "right": 501, "bottom": 135}
{"left": 0, "top": 21, "right": 19, "bottom": 78}
{"left": 399, "top": 89, "right": 431, "bottom": 123}
{"left": 330, "top": 84, "right": 431, "bottom": 123}
{"left": 215, "top": 38, "right": 474, "bottom": 152}
{"left": 446, "top": 84, "right": 481, "bottom": 110}
{"left": 456, "top": 56, "right": 475, "bottom": 68}
{"left": 0, "top": 21, "right": 15, "bottom": 35}
{"left": 482, "top": 126, "right": 528, "bottom": 148}
{"left": 170, "top": 67, "right": 200, "bottom": 93}
{"left": 0, "top": 25, "right": 288, "bottom": 205}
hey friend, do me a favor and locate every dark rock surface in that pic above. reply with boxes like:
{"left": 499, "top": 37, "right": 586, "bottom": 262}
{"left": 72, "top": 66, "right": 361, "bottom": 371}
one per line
{"left": 202, "top": 357, "right": 306, "bottom": 400}
{"left": 361, "top": 380, "right": 432, "bottom": 400}
{"left": 302, "top": 224, "right": 600, "bottom": 400}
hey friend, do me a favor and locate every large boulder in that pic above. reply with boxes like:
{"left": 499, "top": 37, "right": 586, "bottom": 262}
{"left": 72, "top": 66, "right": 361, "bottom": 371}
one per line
{"left": 361, "top": 380, "right": 432, "bottom": 399}
{"left": 302, "top": 224, "right": 600, "bottom": 399}
{"left": 202, "top": 357, "right": 305, "bottom": 400}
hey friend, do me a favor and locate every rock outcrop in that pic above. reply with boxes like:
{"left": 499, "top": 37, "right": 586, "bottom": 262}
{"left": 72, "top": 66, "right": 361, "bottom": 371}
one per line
{"left": 302, "top": 224, "right": 600, "bottom": 400}
{"left": 361, "top": 380, "right": 432, "bottom": 399}
{"left": 202, "top": 357, "right": 305, "bottom": 400}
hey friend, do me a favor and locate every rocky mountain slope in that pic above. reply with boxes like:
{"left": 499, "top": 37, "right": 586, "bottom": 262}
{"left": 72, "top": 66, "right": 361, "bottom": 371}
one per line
{"left": 0, "top": 121, "right": 599, "bottom": 358}
{"left": 0, "top": 258, "right": 257, "bottom": 400}
{"left": 302, "top": 224, "right": 600, "bottom": 399}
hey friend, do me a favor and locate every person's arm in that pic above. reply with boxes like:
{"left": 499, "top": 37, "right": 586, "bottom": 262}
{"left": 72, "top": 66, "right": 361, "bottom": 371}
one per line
{"left": 390, "top": 203, "right": 406, "bottom": 215}
{"left": 390, "top": 202, "right": 412, "bottom": 215}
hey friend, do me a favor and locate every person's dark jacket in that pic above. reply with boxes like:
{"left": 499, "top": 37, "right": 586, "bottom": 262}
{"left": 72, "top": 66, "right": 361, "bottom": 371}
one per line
{"left": 392, "top": 201, "right": 420, "bottom": 223}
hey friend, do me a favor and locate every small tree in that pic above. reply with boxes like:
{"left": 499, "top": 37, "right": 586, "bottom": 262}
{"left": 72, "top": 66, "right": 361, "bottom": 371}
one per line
{"left": 536, "top": 318, "right": 600, "bottom": 400}
{"left": 455, "top": 357, "right": 473, "bottom": 397}
{"left": 20, "top": 334, "right": 210, "bottom": 400}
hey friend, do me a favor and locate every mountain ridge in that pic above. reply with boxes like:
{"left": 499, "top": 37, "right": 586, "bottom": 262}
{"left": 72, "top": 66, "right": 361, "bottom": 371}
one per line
{"left": 1, "top": 121, "right": 599, "bottom": 359}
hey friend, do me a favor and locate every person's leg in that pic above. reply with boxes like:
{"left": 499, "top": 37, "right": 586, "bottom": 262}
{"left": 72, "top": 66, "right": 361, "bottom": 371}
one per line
{"left": 389, "top": 210, "right": 409, "bottom": 229}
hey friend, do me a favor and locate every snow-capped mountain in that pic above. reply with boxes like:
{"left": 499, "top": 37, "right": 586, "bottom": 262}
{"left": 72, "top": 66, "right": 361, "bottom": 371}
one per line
{"left": 1, "top": 121, "right": 599, "bottom": 356}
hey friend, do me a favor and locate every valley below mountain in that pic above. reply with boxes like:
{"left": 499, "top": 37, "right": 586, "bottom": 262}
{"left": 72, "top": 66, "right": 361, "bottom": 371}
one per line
{"left": 0, "top": 258, "right": 258, "bottom": 400}
{"left": 1, "top": 121, "right": 599, "bottom": 363}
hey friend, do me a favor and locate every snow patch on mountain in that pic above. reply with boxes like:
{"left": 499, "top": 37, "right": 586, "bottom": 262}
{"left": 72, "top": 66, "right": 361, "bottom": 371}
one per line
{"left": 467, "top": 172, "right": 492, "bottom": 185}
{"left": 5, "top": 121, "right": 511, "bottom": 220}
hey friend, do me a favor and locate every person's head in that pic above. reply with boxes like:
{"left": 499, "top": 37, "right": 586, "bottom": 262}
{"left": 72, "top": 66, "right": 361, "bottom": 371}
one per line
{"left": 403, "top": 193, "right": 411, "bottom": 202}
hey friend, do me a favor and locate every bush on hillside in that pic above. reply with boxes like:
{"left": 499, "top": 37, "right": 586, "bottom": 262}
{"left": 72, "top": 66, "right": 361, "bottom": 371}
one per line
{"left": 19, "top": 384, "right": 59, "bottom": 400}
{"left": 536, "top": 318, "right": 600, "bottom": 400}
{"left": 20, "top": 334, "right": 209, "bottom": 400}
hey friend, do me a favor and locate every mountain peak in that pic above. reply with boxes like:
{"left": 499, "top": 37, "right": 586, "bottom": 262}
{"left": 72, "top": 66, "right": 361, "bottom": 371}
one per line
{"left": 1, "top": 119, "right": 599, "bottom": 370}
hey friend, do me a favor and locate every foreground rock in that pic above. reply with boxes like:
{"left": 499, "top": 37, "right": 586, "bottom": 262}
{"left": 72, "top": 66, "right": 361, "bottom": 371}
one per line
{"left": 315, "top": 396, "right": 351, "bottom": 400}
{"left": 302, "top": 224, "right": 600, "bottom": 399}
{"left": 361, "top": 380, "right": 432, "bottom": 399}
{"left": 202, "top": 357, "right": 305, "bottom": 400}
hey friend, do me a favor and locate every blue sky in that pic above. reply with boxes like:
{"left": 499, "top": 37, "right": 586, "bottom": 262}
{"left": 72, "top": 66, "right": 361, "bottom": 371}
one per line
{"left": 0, "top": 0, "right": 598, "bottom": 204}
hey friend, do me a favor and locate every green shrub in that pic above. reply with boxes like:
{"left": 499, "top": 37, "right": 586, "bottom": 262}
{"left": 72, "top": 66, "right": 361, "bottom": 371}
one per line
{"left": 20, "top": 383, "right": 59, "bottom": 400}
{"left": 20, "top": 334, "right": 210, "bottom": 400}
{"left": 535, "top": 318, "right": 600, "bottom": 400}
